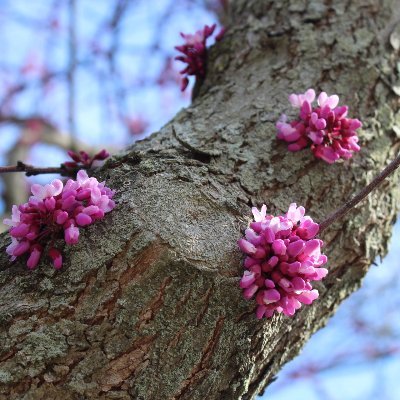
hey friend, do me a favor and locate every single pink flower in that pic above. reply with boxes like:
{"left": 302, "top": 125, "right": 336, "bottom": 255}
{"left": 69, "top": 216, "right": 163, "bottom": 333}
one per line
{"left": 27, "top": 245, "right": 42, "bottom": 270}
{"left": 31, "top": 179, "right": 63, "bottom": 200}
{"left": 65, "top": 224, "right": 80, "bottom": 244}
{"left": 3, "top": 205, "right": 21, "bottom": 227}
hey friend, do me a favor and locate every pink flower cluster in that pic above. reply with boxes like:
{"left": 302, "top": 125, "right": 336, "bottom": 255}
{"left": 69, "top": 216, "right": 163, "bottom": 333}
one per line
{"left": 276, "top": 89, "right": 362, "bottom": 163}
{"left": 238, "top": 204, "right": 328, "bottom": 319}
{"left": 175, "top": 24, "right": 224, "bottom": 91}
{"left": 64, "top": 149, "right": 109, "bottom": 169}
{"left": 4, "top": 170, "right": 115, "bottom": 270}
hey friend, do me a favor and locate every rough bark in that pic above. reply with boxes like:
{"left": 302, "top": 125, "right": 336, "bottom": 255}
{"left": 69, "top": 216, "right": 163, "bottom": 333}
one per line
{"left": 1, "top": 0, "right": 400, "bottom": 399}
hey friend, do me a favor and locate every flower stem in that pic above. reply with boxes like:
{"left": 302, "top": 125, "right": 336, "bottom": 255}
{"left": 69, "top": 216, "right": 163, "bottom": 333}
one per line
{"left": 319, "top": 153, "right": 400, "bottom": 232}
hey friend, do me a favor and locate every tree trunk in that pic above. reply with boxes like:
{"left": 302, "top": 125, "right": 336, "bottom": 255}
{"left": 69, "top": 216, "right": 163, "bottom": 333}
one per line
{"left": 1, "top": 1, "right": 400, "bottom": 399}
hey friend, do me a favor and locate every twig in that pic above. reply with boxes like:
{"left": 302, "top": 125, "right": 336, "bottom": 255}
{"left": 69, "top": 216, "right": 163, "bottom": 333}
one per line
{"left": 319, "top": 153, "right": 400, "bottom": 232}
{"left": 0, "top": 162, "right": 85, "bottom": 177}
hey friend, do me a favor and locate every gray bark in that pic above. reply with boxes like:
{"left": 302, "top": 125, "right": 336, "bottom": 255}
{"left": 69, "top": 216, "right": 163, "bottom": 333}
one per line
{"left": 1, "top": 0, "right": 400, "bottom": 399}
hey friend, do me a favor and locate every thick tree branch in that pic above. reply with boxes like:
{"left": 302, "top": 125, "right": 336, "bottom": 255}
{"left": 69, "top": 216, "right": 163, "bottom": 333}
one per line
{"left": 1, "top": 1, "right": 400, "bottom": 399}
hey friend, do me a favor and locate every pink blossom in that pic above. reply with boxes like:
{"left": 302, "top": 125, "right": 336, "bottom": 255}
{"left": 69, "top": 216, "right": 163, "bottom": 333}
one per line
{"left": 31, "top": 179, "right": 63, "bottom": 200}
{"left": 64, "top": 149, "right": 109, "bottom": 169}
{"left": 252, "top": 204, "right": 267, "bottom": 222}
{"left": 6, "top": 238, "right": 29, "bottom": 260}
{"left": 238, "top": 204, "right": 328, "bottom": 319}
{"left": 288, "top": 89, "right": 316, "bottom": 108}
{"left": 277, "top": 89, "right": 362, "bottom": 163}
{"left": 3, "top": 205, "right": 21, "bottom": 227}
{"left": 27, "top": 245, "right": 42, "bottom": 270}
{"left": 64, "top": 224, "right": 80, "bottom": 244}
{"left": 48, "top": 248, "right": 62, "bottom": 270}
{"left": 4, "top": 170, "right": 115, "bottom": 270}
{"left": 125, "top": 116, "right": 148, "bottom": 136}
{"left": 175, "top": 24, "right": 224, "bottom": 91}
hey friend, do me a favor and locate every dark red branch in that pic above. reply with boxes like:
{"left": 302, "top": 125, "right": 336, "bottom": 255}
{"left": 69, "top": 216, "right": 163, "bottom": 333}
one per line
{"left": 0, "top": 162, "right": 85, "bottom": 177}
{"left": 320, "top": 153, "right": 400, "bottom": 232}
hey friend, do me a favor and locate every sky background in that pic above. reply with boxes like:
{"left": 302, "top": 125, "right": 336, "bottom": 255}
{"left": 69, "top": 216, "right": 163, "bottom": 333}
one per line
{"left": 0, "top": 1, "right": 399, "bottom": 399}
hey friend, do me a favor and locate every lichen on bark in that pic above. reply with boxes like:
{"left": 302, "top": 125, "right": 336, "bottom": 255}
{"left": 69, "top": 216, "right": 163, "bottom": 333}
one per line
{"left": 1, "top": 0, "right": 400, "bottom": 399}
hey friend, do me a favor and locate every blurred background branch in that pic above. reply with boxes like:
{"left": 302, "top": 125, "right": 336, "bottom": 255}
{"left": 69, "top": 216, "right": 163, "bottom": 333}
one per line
{"left": 67, "top": 0, "right": 77, "bottom": 147}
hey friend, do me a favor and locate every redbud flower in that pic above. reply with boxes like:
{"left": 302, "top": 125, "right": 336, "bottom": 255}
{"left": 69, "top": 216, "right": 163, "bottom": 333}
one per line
{"left": 276, "top": 89, "right": 362, "bottom": 163}
{"left": 125, "top": 116, "right": 149, "bottom": 136}
{"left": 175, "top": 24, "right": 224, "bottom": 91}
{"left": 64, "top": 149, "right": 109, "bottom": 169}
{"left": 238, "top": 204, "right": 328, "bottom": 319}
{"left": 4, "top": 170, "right": 115, "bottom": 270}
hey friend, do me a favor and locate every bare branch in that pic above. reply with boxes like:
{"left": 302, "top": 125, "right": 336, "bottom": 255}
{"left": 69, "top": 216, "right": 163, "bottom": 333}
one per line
{"left": 320, "top": 153, "right": 400, "bottom": 232}
{"left": 0, "top": 162, "right": 83, "bottom": 177}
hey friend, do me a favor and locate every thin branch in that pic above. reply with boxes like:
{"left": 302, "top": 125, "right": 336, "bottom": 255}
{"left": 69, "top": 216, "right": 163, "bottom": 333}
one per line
{"left": 0, "top": 162, "right": 84, "bottom": 177}
{"left": 320, "top": 153, "right": 400, "bottom": 232}
{"left": 0, "top": 155, "right": 120, "bottom": 177}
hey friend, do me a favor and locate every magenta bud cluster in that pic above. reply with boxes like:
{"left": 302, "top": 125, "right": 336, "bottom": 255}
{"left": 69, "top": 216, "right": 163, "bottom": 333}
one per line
{"left": 4, "top": 170, "right": 115, "bottom": 270}
{"left": 238, "top": 204, "right": 328, "bottom": 319}
{"left": 64, "top": 149, "right": 109, "bottom": 169}
{"left": 175, "top": 24, "right": 224, "bottom": 91}
{"left": 276, "top": 89, "right": 362, "bottom": 164}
